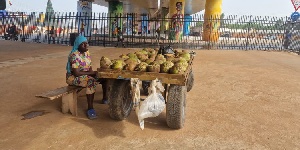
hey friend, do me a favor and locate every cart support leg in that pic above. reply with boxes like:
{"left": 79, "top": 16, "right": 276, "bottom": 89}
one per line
{"left": 163, "top": 84, "right": 169, "bottom": 104}
{"left": 130, "top": 78, "right": 141, "bottom": 109}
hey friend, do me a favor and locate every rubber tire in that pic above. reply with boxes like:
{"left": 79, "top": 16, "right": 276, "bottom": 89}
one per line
{"left": 166, "top": 85, "right": 186, "bottom": 129}
{"left": 186, "top": 70, "right": 194, "bottom": 92}
{"left": 108, "top": 79, "right": 133, "bottom": 120}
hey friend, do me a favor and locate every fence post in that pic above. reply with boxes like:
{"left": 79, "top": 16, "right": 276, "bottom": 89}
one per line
{"left": 103, "top": 13, "right": 106, "bottom": 47}
{"left": 21, "top": 12, "right": 25, "bottom": 42}
{"left": 246, "top": 16, "right": 252, "bottom": 49}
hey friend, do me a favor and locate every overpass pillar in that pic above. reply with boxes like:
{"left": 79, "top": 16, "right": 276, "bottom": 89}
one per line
{"left": 160, "top": 7, "right": 168, "bottom": 34}
{"left": 77, "top": 0, "right": 93, "bottom": 37}
{"left": 168, "top": 0, "right": 185, "bottom": 40}
{"left": 108, "top": 1, "right": 123, "bottom": 37}
{"left": 141, "top": 15, "right": 149, "bottom": 35}
{"left": 202, "top": 0, "right": 222, "bottom": 42}
{"left": 183, "top": 15, "right": 192, "bottom": 36}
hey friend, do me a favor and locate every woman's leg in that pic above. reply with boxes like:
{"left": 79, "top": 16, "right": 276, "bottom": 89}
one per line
{"left": 97, "top": 79, "right": 108, "bottom": 104}
{"left": 67, "top": 75, "right": 98, "bottom": 109}
{"left": 101, "top": 79, "right": 108, "bottom": 100}
{"left": 86, "top": 93, "right": 94, "bottom": 110}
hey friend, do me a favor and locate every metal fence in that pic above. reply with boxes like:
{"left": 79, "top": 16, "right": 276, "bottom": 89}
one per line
{"left": 0, "top": 12, "right": 299, "bottom": 54}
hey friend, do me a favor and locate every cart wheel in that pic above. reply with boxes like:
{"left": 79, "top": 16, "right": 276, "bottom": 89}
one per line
{"left": 166, "top": 85, "right": 186, "bottom": 129}
{"left": 108, "top": 79, "right": 133, "bottom": 120}
{"left": 142, "top": 81, "right": 150, "bottom": 95}
{"left": 186, "top": 70, "right": 194, "bottom": 92}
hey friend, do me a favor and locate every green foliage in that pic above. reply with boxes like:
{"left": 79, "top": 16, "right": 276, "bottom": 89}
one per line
{"left": 195, "top": 21, "right": 204, "bottom": 27}
{"left": 45, "top": 0, "right": 54, "bottom": 25}
{"left": 225, "top": 19, "right": 286, "bottom": 30}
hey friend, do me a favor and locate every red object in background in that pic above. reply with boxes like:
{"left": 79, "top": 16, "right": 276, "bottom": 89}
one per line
{"left": 56, "top": 27, "right": 62, "bottom": 34}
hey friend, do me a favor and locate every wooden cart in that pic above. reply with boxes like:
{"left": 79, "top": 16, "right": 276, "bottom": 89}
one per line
{"left": 97, "top": 54, "right": 195, "bottom": 129}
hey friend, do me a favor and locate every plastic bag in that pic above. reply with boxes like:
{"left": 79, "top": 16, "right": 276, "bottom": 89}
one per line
{"left": 137, "top": 79, "right": 165, "bottom": 130}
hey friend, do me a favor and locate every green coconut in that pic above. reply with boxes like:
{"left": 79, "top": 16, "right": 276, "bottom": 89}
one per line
{"left": 160, "top": 61, "right": 174, "bottom": 73}
{"left": 170, "top": 60, "right": 188, "bottom": 74}
{"left": 155, "top": 54, "right": 165, "bottom": 61}
{"left": 138, "top": 49, "right": 149, "bottom": 55}
{"left": 111, "top": 59, "right": 125, "bottom": 70}
{"left": 165, "top": 54, "right": 175, "bottom": 61}
{"left": 134, "top": 62, "right": 148, "bottom": 72}
{"left": 169, "top": 65, "right": 186, "bottom": 74}
{"left": 176, "top": 59, "right": 189, "bottom": 68}
{"left": 179, "top": 52, "right": 191, "bottom": 61}
{"left": 127, "top": 53, "right": 138, "bottom": 59}
{"left": 145, "top": 59, "right": 154, "bottom": 64}
{"left": 119, "top": 54, "right": 129, "bottom": 60}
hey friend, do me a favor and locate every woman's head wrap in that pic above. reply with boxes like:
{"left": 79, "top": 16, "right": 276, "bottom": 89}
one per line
{"left": 66, "top": 35, "right": 87, "bottom": 73}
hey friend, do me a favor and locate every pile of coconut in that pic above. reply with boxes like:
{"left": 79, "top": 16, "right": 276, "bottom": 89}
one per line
{"left": 100, "top": 48, "right": 191, "bottom": 74}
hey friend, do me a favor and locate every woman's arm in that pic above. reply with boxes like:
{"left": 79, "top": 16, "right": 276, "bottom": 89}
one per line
{"left": 72, "top": 68, "right": 97, "bottom": 77}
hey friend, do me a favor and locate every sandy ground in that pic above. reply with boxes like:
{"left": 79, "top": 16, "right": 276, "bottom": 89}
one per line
{"left": 0, "top": 40, "right": 300, "bottom": 150}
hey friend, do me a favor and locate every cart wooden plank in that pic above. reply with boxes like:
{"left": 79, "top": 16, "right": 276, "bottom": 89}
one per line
{"left": 97, "top": 69, "right": 186, "bottom": 85}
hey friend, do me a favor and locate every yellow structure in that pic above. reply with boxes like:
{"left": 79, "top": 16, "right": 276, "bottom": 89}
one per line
{"left": 39, "top": 13, "right": 45, "bottom": 23}
{"left": 202, "top": 0, "right": 222, "bottom": 42}
{"left": 168, "top": 0, "right": 185, "bottom": 40}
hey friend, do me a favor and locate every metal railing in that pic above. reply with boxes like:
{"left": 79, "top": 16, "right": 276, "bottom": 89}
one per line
{"left": 0, "top": 12, "right": 299, "bottom": 54}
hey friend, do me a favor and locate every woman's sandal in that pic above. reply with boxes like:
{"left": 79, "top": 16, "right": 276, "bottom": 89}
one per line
{"left": 87, "top": 109, "right": 97, "bottom": 120}
{"left": 101, "top": 99, "right": 109, "bottom": 104}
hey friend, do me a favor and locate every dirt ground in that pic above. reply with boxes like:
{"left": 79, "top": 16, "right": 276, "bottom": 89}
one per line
{"left": 0, "top": 40, "right": 300, "bottom": 150}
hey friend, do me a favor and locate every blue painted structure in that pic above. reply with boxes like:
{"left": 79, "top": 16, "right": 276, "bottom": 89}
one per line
{"left": 183, "top": 15, "right": 192, "bottom": 36}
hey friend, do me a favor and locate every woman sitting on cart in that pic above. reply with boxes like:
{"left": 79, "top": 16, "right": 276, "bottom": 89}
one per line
{"left": 66, "top": 35, "right": 108, "bottom": 120}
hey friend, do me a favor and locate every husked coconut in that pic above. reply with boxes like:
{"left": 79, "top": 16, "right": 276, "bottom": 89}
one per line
{"left": 124, "top": 62, "right": 137, "bottom": 71}
{"left": 147, "top": 62, "right": 160, "bottom": 72}
{"left": 125, "top": 57, "right": 140, "bottom": 64}
{"left": 100, "top": 56, "right": 112, "bottom": 69}
{"left": 136, "top": 53, "right": 148, "bottom": 62}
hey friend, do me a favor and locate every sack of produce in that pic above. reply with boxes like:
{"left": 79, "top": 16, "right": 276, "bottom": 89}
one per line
{"left": 137, "top": 79, "right": 165, "bottom": 130}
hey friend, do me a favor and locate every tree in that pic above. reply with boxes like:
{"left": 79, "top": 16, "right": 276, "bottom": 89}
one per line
{"left": 220, "top": 13, "right": 225, "bottom": 27}
{"left": 45, "top": 0, "right": 54, "bottom": 26}
{"left": 196, "top": 21, "right": 204, "bottom": 27}
{"left": 274, "top": 19, "right": 284, "bottom": 30}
